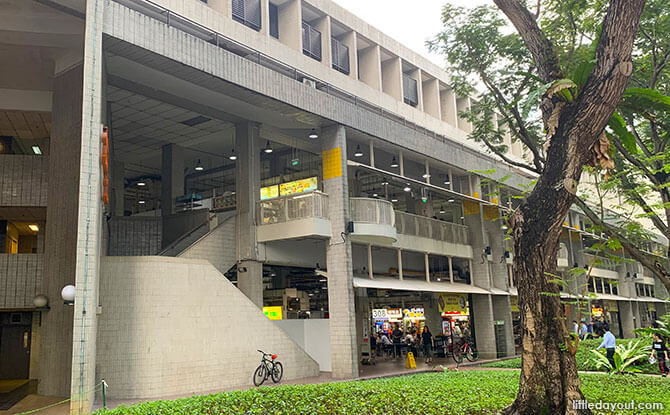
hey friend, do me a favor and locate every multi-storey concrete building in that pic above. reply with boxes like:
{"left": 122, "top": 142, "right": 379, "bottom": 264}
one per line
{"left": 0, "top": 0, "right": 668, "bottom": 413}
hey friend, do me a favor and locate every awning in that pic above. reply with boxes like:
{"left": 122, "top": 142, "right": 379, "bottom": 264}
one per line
{"left": 636, "top": 297, "right": 669, "bottom": 303}
{"left": 353, "top": 277, "right": 492, "bottom": 295}
{"left": 592, "top": 293, "right": 634, "bottom": 302}
{"left": 489, "top": 287, "right": 509, "bottom": 295}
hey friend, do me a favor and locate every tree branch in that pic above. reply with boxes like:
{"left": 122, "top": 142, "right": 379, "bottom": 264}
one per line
{"left": 625, "top": 117, "right": 653, "bottom": 158}
{"left": 478, "top": 134, "right": 541, "bottom": 173}
{"left": 493, "top": 0, "right": 561, "bottom": 82}
{"left": 574, "top": 196, "right": 670, "bottom": 292}
{"left": 610, "top": 135, "right": 662, "bottom": 187}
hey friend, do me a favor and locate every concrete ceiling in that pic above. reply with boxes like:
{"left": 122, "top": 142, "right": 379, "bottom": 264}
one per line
{"left": 0, "top": 110, "right": 50, "bottom": 139}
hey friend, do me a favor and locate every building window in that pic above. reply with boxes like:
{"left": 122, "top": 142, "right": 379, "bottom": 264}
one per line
{"left": 402, "top": 74, "right": 418, "bottom": 107}
{"left": 269, "top": 3, "right": 279, "bottom": 39}
{"left": 232, "top": 0, "right": 261, "bottom": 31}
{"left": 302, "top": 21, "right": 322, "bottom": 61}
{"left": 331, "top": 37, "right": 350, "bottom": 75}
{"left": 595, "top": 278, "right": 603, "bottom": 293}
{"left": 604, "top": 281, "right": 612, "bottom": 294}
{"left": 612, "top": 284, "right": 618, "bottom": 295}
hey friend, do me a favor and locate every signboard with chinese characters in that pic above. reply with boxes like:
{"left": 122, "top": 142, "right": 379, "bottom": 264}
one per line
{"left": 591, "top": 307, "right": 604, "bottom": 317}
{"left": 438, "top": 294, "right": 469, "bottom": 316}
{"left": 387, "top": 308, "right": 402, "bottom": 321}
{"left": 263, "top": 306, "right": 283, "bottom": 320}
{"left": 279, "top": 176, "right": 318, "bottom": 196}
{"left": 260, "top": 185, "right": 279, "bottom": 200}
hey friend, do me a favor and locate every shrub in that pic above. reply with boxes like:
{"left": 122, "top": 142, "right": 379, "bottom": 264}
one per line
{"left": 586, "top": 339, "right": 651, "bottom": 374}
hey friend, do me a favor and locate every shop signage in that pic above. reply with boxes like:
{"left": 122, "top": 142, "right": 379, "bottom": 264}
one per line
{"left": 280, "top": 176, "right": 318, "bottom": 196}
{"left": 438, "top": 294, "right": 469, "bottom": 316}
{"left": 403, "top": 308, "right": 425, "bottom": 320}
{"left": 591, "top": 307, "right": 604, "bottom": 317}
{"left": 260, "top": 185, "right": 279, "bottom": 200}
{"left": 510, "top": 297, "right": 520, "bottom": 313}
{"left": 387, "top": 308, "right": 402, "bottom": 321}
{"left": 263, "top": 306, "right": 283, "bottom": 320}
{"left": 212, "top": 194, "right": 236, "bottom": 211}
{"left": 372, "top": 309, "right": 389, "bottom": 320}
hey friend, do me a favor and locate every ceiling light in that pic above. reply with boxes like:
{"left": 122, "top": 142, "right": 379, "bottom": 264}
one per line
{"left": 390, "top": 156, "right": 399, "bottom": 168}
{"left": 138, "top": 200, "right": 146, "bottom": 204}
{"left": 137, "top": 181, "right": 146, "bottom": 187}
{"left": 194, "top": 159, "right": 204, "bottom": 171}
{"left": 354, "top": 144, "right": 363, "bottom": 157}
{"left": 31, "top": 145, "right": 42, "bottom": 155}
{"left": 444, "top": 178, "right": 450, "bottom": 185}
{"left": 391, "top": 198, "right": 398, "bottom": 203}
{"left": 264, "top": 140, "right": 273, "bottom": 154}
{"left": 381, "top": 179, "right": 389, "bottom": 186}
{"left": 29, "top": 224, "right": 39, "bottom": 232}
{"left": 422, "top": 173, "right": 431, "bottom": 179}
{"left": 372, "top": 193, "right": 378, "bottom": 197}
{"left": 229, "top": 149, "right": 237, "bottom": 160}
{"left": 309, "top": 128, "right": 319, "bottom": 139}
{"left": 403, "top": 184, "right": 411, "bottom": 192}
{"left": 448, "top": 198, "right": 455, "bottom": 203}
{"left": 440, "top": 206, "right": 446, "bottom": 214}
{"left": 460, "top": 216, "right": 465, "bottom": 220}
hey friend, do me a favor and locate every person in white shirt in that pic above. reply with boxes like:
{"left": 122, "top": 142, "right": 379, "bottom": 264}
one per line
{"left": 596, "top": 324, "right": 616, "bottom": 370}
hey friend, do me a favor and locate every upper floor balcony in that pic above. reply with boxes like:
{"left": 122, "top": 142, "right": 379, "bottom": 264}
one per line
{"left": 394, "top": 211, "right": 472, "bottom": 259}
{"left": 582, "top": 252, "right": 619, "bottom": 279}
{"left": 256, "top": 191, "right": 330, "bottom": 242}
{"left": 349, "top": 198, "right": 396, "bottom": 244}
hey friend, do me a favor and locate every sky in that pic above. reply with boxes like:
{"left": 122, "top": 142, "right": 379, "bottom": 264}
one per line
{"left": 331, "top": 0, "right": 490, "bottom": 67}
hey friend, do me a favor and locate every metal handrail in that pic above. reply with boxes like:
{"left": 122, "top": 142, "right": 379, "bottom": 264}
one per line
{"left": 394, "top": 211, "right": 469, "bottom": 245}
{"left": 109, "top": 0, "right": 514, "bottom": 172}
{"left": 257, "top": 191, "right": 329, "bottom": 224}
{"left": 349, "top": 198, "right": 395, "bottom": 226}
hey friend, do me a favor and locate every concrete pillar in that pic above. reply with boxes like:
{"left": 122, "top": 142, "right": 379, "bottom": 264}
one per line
{"left": 471, "top": 294, "right": 496, "bottom": 359}
{"left": 485, "top": 218, "right": 507, "bottom": 289}
{"left": 322, "top": 124, "right": 358, "bottom": 378}
{"left": 381, "top": 56, "right": 402, "bottom": 101}
{"left": 456, "top": 97, "right": 471, "bottom": 133}
{"left": 340, "top": 31, "right": 358, "bottom": 81}
{"left": 423, "top": 78, "right": 441, "bottom": 120}
{"left": 314, "top": 15, "right": 331, "bottom": 68}
{"left": 358, "top": 45, "right": 382, "bottom": 91}
{"left": 425, "top": 295, "right": 442, "bottom": 336}
{"left": 111, "top": 160, "right": 125, "bottom": 216}
{"left": 464, "top": 178, "right": 489, "bottom": 289}
{"left": 160, "top": 144, "right": 184, "bottom": 216}
{"left": 632, "top": 301, "right": 641, "bottom": 329}
{"left": 260, "top": 0, "right": 270, "bottom": 36}
{"left": 440, "top": 87, "right": 458, "bottom": 127}
{"left": 235, "top": 122, "right": 263, "bottom": 307}
{"left": 278, "top": 0, "right": 302, "bottom": 52}
{"left": 619, "top": 300, "right": 635, "bottom": 338}
{"left": 492, "top": 295, "right": 515, "bottom": 357}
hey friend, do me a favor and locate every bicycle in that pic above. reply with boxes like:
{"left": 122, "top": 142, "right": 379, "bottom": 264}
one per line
{"left": 452, "top": 339, "right": 479, "bottom": 363}
{"left": 253, "top": 350, "right": 283, "bottom": 386}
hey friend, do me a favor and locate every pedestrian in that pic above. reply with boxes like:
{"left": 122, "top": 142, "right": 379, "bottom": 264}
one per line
{"left": 380, "top": 331, "right": 392, "bottom": 358}
{"left": 452, "top": 321, "right": 463, "bottom": 350}
{"left": 595, "top": 324, "right": 616, "bottom": 371}
{"left": 572, "top": 320, "right": 579, "bottom": 337}
{"left": 370, "top": 332, "right": 377, "bottom": 362}
{"left": 651, "top": 333, "right": 669, "bottom": 377}
{"left": 579, "top": 322, "right": 588, "bottom": 340}
{"left": 392, "top": 324, "right": 403, "bottom": 358}
{"left": 422, "top": 326, "right": 434, "bottom": 364}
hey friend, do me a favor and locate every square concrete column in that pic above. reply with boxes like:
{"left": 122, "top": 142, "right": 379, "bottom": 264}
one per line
{"left": 314, "top": 15, "right": 332, "bottom": 68}
{"left": 160, "top": 143, "right": 184, "bottom": 216}
{"left": 464, "top": 177, "right": 490, "bottom": 288}
{"left": 358, "top": 45, "right": 382, "bottom": 91}
{"left": 471, "top": 294, "right": 496, "bottom": 359}
{"left": 422, "top": 78, "right": 441, "bottom": 120}
{"left": 278, "top": 0, "right": 302, "bottom": 52}
{"left": 340, "top": 31, "right": 358, "bottom": 80}
{"left": 322, "top": 125, "right": 358, "bottom": 378}
{"left": 492, "top": 295, "right": 515, "bottom": 357}
{"left": 456, "top": 97, "right": 472, "bottom": 132}
{"left": 619, "top": 300, "right": 635, "bottom": 338}
{"left": 235, "top": 122, "right": 263, "bottom": 308}
{"left": 381, "top": 56, "right": 402, "bottom": 101}
{"left": 440, "top": 87, "right": 458, "bottom": 127}
{"left": 485, "top": 218, "right": 507, "bottom": 289}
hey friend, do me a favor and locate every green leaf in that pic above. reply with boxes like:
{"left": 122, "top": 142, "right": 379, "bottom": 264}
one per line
{"left": 607, "top": 112, "right": 637, "bottom": 154}
{"left": 547, "top": 79, "right": 577, "bottom": 102}
{"left": 622, "top": 88, "right": 670, "bottom": 113}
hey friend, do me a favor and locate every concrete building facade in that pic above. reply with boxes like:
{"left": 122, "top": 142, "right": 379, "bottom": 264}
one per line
{"left": 0, "top": 0, "right": 668, "bottom": 413}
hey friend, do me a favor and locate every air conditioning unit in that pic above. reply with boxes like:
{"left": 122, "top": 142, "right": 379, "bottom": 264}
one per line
{"left": 302, "top": 78, "right": 317, "bottom": 88}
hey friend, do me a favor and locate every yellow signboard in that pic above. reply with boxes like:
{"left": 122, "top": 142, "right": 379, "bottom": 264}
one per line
{"left": 263, "top": 306, "right": 283, "bottom": 320}
{"left": 438, "top": 294, "right": 469, "bottom": 315}
{"left": 279, "top": 176, "right": 318, "bottom": 196}
{"left": 322, "top": 147, "right": 342, "bottom": 180}
{"left": 510, "top": 297, "right": 520, "bottom": 313}
{"left": 260, "top": 185, "right": 279, "bottom": 200}
{"left": 463, "top": 200, "right": 480, "bottom": 216}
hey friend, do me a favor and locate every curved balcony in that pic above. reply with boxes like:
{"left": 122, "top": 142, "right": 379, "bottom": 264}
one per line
{"left": 394, "top": 211, "right": 472, "bottom": 258}
{"left": 349, "top": 198, "right": 397, "bottom": 244}
{"left": 256, "top": 192, "right": 331, "bottom": 242}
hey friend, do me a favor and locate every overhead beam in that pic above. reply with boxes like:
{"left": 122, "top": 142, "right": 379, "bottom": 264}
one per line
{"left": 0, "top": 89, "right": 52, "bottom": 112}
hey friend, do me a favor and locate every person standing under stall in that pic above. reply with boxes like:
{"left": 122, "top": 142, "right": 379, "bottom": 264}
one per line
{"left": 595, "top": 324, "right": 616, "bottom": 371}
{"left": 422, "top": 326, "right": 434, "bottom": 364}
{"left": 651, "top": 333, "right": 669, "bottom": 377}
{"left": 391, "top": 325, "right": 403, "bottom": 359}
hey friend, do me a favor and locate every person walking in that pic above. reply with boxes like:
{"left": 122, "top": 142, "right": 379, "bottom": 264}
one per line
{"left": 422, "top": 326, "right": 434, "bottom": 364}
{"left": 579, "top": 321, "right": 588, "bottom": 340}
{"left": 596, "top": 324, "right": 616, "bottom": 371}
{"left": 651, "top": 333, "right": 669, "bottom": 377}
{"left": 572, "top": 320, "right": 579, "bottom": 337}
{"left": 391, "top": 325, "right": 403, "bottom": 359}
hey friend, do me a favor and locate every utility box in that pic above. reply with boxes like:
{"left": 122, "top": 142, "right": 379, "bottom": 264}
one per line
{"left": 494, "top": 320, "right": 506, "bottom": 358}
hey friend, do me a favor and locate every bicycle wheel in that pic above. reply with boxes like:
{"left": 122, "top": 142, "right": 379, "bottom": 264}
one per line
{"left": 271, "top": 361, "right": 283, "bottom": 383}
{"left": 452, "top": 348, "right": 463, "bottom": 363}
{"left": 466, "top": 346, "right": 479, "bottom": 362}
{"left": 253, "top": 364, "right": 266, "bottom": 386}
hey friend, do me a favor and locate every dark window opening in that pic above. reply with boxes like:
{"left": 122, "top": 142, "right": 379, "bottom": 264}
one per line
{"left": 302, "top": 21, "right": 322, "bottom": 61}
{"left": 331, "top": 37, "right": 350, "bottom": 75}
{"left": 232, "top": 0, "right": 261, "bottom": 31}
{"left": 269, "top": 3, "right": 279, "bottom": 39}
{"left": 403, "top": 74, "right": 418, "bottom": 107}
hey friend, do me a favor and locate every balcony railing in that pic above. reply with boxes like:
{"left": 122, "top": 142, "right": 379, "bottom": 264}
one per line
{"left": 395, "top": 211, "right": 469, "bottom": 245}
{"left": 302, "top": 22, "right": 322, "bottom": 61}
{"left": 349, "top": 198, "right": 395, "bottom": 227}
{"left": 331, "top": 37, "right": 350, "bottom": 75}
{"left": 258, "top": 192, "right": 329, "bottom": 224}
{"left": 583, "top": 252, "right": 618, "bottom": 271}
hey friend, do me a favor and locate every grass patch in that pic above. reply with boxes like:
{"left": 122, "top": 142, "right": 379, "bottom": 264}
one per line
{"left": 95, "top": 370, "right": 669, "bottom": 415}
{"left": 482, "top": 338, "right": 659, "bottom": 374}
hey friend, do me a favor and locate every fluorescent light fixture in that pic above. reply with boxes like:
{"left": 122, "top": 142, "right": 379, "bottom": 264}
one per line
{"left": 29, "top": 224, "right": 39, "bottom": 232}
{"left": 32, "top": 145, "right": 42, "bottom": 155}
{"left": 309, "top": 128, "right": 319, "bottom": 139}
{"left": 354, "top": 144, "right": 363, "bottom": 157}
{"left": 138, "top": 200, "right": 146, "bottom": 204}
{"left": 137, "top": 181, "right": 146, "bottom": 187}
{"left": 391, "top": 198, "right": 398, "bottom": 203}
{"left": 448, "top": 198, "right": 455, "bottom": 203}
{"left": 403, "top": 185, "right": 411, "bottom": 192}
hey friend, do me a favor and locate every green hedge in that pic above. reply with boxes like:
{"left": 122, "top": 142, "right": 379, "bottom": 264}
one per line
{"left": 95, "top": 370, "right": 669, "bottom": 415}
{"left": 482, "top": 338, "right": 658, "bottom": 374}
